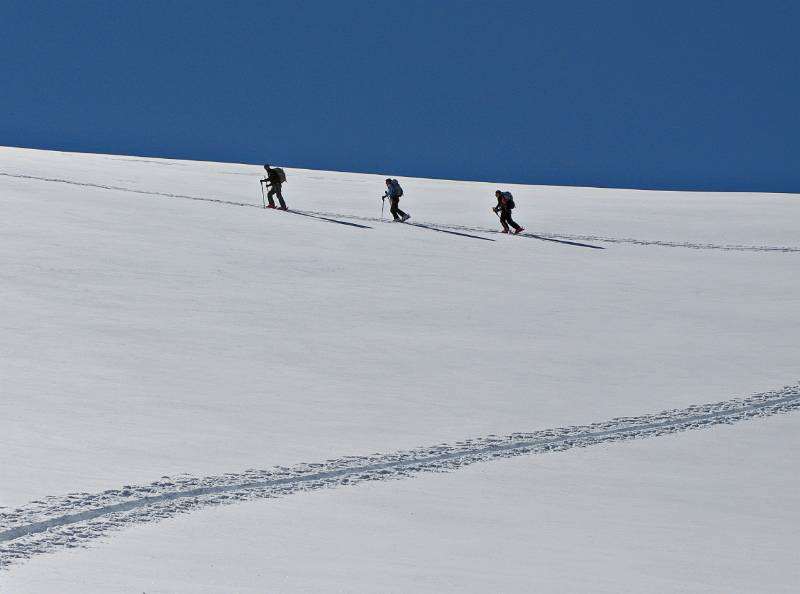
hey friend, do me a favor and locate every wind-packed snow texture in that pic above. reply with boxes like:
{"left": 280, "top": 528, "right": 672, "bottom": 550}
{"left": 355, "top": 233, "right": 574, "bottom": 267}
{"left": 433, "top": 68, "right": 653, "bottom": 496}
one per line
{"left": 1, "top": 147, "right": 799, "bottom": 592}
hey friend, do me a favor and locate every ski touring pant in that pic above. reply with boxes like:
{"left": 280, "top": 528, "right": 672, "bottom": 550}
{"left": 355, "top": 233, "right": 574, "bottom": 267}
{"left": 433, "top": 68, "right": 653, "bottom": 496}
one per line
{"left": 389, "top": 197, "right": 407, "bottom": 221}
{"left": 267, "top": 183, "right": 286, "bottom": 209}
{"left": 499, "top": 208, "right": 522, "bottom": 232}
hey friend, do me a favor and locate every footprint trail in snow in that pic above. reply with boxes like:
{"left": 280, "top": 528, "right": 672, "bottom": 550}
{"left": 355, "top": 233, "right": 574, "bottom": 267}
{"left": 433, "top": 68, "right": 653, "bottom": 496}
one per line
{"left": 2, "top": 384, "right": 799, "bottom": 570}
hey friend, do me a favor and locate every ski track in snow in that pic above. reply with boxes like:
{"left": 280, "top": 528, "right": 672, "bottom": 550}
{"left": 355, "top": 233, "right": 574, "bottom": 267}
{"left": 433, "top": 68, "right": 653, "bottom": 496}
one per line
{"left": 1, "top": 385, "right": 799, "bottom": 570}
{"left": 2, "top": 171, "right": 799, "bottom": 253}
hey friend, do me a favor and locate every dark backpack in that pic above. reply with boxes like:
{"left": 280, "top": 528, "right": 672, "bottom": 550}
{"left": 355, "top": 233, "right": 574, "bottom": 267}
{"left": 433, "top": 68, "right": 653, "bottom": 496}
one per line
{"left": 391, "top": 179, "right": 403, "bottom": 198}
{"left": 273, "top": 167, "right": 287, "bottom": 184}
{"left": 502, "top": 191, "right": 515, "bottom": 209}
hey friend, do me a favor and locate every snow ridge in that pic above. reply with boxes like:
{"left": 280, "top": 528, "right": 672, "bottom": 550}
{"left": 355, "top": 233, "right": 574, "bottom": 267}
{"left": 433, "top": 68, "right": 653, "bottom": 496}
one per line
{"left": 1, "top": 385, "right": 798, "bottom": 570}
{"left": 3, "top": 171, "right": 799, "bottom": 252}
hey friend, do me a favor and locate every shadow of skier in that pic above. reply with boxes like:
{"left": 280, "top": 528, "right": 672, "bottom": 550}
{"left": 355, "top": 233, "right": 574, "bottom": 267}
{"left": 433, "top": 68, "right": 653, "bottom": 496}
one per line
{"left": 287, "top": 210, "right": 373, "bottom": 229}
{"left": 403, "top": 222, "right": 495, "bottom": 242}
{"left": 521, "top": 234, "right": 605, "bottom": 250}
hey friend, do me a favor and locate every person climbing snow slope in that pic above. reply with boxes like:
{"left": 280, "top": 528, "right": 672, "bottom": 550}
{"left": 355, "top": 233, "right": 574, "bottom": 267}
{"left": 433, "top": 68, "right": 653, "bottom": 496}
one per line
{"left": 493, "top": 190, "right": 524, "bottom": 234}
{"left": 262, "top": 164, "right": 288, "bottom": 210}
{"left": 383, "top": 178, "right": 410, "bottom": 222}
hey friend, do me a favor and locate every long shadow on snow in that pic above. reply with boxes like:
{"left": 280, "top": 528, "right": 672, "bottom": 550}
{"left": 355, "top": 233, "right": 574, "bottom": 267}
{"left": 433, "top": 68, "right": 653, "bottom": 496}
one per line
{"left": 403, "top": 221, "right": 495, "bottom": 242}
{"left": 520, "top": 233, "right": 605, "bottom": 250}
{"left": 288, "top": 210, "right": 372, "bottom": 229}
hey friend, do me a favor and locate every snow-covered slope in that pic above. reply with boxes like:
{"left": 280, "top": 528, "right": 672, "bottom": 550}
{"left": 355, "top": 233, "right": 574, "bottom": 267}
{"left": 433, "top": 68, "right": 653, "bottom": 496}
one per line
{"left": 1, "top": 147, "right": 798, "bottom": 592}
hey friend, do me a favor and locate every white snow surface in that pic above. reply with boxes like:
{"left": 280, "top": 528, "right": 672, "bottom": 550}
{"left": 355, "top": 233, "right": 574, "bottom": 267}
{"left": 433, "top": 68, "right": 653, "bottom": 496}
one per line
{"left": 1, "top": 146, "right": 799, "bottom": 592}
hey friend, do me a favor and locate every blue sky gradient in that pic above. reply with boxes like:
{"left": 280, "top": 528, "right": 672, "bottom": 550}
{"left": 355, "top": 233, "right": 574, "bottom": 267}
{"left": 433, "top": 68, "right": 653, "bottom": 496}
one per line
{"left": 2, "top": 1, "right": 798, "bottom": 191}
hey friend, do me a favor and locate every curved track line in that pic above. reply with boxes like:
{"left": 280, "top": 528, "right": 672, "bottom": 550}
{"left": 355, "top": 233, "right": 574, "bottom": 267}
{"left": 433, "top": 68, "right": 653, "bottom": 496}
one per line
{"left": 2, "top": 172, "right": 798, "bottom": 252}
{"left": 2, "top": 385, "right": 798, "bottom": 569}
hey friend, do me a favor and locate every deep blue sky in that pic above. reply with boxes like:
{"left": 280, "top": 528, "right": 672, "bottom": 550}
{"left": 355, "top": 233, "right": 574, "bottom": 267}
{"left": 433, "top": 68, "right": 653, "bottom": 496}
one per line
{"left": 2, "top": 1, "right": 798, "bottom": 191}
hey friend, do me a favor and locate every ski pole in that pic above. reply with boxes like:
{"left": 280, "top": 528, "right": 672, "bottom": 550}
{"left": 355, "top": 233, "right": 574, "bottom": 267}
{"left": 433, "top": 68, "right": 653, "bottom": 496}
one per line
{"left": 260, "top": 179, "right": 266, "bottom": 209}
{"left": 493, "top": 208, "right": 504, "bottom": 231}
{"left": 381, "top": 197, "right": 385, "bottom": 221}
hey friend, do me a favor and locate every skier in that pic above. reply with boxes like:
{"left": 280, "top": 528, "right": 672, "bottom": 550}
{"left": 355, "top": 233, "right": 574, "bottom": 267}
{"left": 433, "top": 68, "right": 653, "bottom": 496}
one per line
{"left": 493, "top": 190, "right": 524, "bottom": 234}
{"left": 261, "top": 164, "right": 287, "bottom": 210}
{"left": 383, "top": 178, "right": 410, "bottom": 222}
